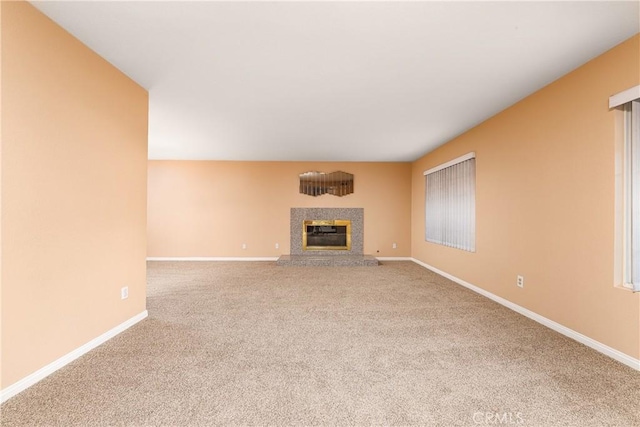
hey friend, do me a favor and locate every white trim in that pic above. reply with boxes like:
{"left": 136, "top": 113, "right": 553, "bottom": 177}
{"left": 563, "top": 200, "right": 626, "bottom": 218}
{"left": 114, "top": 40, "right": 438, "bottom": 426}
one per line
{"left": 0, "top": 310, "right": 149, "bottom": 403}
{"left": 146, "top": 257, "right": 278, "bottom": 261}
{"left": 609, "top": 85, "right": 640, "bottom": 109}
{"left": 410, "top": 258, "right": 640, "bottom": 371}
{"left": 621, "top": 282, "right": 634, "bottom": 290}
{"left": 147, "top": 257, "right": 411, "bottom": 262}
{"left": 423, "top": 152, "right": 476, "bottom": 176}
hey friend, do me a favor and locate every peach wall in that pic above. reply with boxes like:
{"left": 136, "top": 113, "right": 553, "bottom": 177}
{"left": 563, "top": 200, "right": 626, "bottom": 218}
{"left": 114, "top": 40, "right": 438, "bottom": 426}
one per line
{"left": 0, "top": 0, "right": 4, "bottom": 384}
{"left": 148, "top": 161, "right": 411, "bottom": 258}
{"left": 1, "top": 2, "right": 148, "bottom": 388}
{"left": 412, "top": 35, "right": 640, "bottom": 360}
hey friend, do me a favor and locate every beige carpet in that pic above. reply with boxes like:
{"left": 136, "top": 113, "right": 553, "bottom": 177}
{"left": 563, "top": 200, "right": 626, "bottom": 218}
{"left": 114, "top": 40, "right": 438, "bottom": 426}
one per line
{"left": 1, "top": 261, "right": 639, "bottom": 426}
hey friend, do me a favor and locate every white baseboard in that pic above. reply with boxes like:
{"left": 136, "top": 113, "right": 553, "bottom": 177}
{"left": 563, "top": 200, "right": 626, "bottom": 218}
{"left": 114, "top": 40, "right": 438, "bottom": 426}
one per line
{"left": 0, "top": 310, "right": 149, "bottom": 403}
{"left": 411, "top": 258, "right": 640, "bottom": 371}
{"left": 147, "top": 257, "right": 412, "bottom": 262}
{"left": 146, "top": 257, "right": 278, "bottom": 261}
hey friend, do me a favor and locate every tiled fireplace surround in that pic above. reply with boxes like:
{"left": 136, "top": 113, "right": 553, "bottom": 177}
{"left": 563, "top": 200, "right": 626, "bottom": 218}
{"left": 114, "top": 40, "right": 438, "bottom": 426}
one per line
{"left": 277, "top": 208, "right": 379, "bottom": 266}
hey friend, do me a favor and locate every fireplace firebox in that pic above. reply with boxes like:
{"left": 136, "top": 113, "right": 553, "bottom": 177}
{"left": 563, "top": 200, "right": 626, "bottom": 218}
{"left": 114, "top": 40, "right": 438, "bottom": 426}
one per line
{"left": 302, "top": 220, "right": 351, "bottom": 251}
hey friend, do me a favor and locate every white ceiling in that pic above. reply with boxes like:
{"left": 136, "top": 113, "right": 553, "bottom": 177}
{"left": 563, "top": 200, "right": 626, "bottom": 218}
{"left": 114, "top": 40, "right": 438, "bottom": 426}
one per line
{"left": 31, "top": 1, "right": 639, "bottom": 162}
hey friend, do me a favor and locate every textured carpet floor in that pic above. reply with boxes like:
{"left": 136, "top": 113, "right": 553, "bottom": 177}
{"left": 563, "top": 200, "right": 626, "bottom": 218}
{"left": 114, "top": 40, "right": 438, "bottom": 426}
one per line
{"left": 1, "top": 261, "right": 639, "bottom": 426}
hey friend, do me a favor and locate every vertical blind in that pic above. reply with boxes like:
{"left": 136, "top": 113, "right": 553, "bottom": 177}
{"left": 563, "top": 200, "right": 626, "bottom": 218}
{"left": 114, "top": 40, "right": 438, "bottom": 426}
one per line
{"left": 424, "top": 153, "right": 476, "bottom": 252}
{"left": 627, "top": 100, "right": 640, "bottom": 291}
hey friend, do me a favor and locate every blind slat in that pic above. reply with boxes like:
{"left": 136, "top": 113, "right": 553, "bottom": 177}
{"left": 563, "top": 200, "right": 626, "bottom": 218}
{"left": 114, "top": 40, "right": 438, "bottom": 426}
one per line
{"left": 630, "top": 101, "right": 640, "bottom": 291}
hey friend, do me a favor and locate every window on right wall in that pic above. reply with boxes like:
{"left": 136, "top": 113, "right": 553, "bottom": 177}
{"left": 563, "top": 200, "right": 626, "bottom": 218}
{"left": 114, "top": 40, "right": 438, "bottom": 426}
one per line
{"left": 623, "top": 99, "right": 640, "bottom": 291}
{"left": 424, "top": 152, "right": 476, "bottom": 252}
{"left": 611, "top": 85, "right": 640, "bottom": 292}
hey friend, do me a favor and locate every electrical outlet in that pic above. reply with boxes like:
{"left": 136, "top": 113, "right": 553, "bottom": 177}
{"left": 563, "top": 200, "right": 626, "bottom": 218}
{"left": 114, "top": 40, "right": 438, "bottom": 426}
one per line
{"left": 121, "top": 286, "right": 129, "bottom": 300}
{"left": 242, "top": 243, "right": 247, "bottom": 250}
{"left": 517, "top": 275, "right": 524, "bottom": 288}
{"left": 392, "top": 243, "right": 397, "bottom": 249}
{"left": 275, "top": 243, "right": 279, "bottom": 249}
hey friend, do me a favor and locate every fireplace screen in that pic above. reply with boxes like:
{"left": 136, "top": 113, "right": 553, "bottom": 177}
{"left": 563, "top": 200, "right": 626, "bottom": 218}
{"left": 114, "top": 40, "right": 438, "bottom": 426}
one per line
{"left": 303, "top": 220, "right": 352, "bottom": 251}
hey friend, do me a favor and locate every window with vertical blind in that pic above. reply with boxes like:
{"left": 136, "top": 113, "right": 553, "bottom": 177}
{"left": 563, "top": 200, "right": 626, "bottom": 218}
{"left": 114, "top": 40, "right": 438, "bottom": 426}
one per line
{"left": 424, "top": 153, "right": 476, "bottom": 252}
{"left": 624, "top": 99, "right": 640, "bottom": 292}
{"left": 610, "top": 86, "right": 640, "bottom": 292}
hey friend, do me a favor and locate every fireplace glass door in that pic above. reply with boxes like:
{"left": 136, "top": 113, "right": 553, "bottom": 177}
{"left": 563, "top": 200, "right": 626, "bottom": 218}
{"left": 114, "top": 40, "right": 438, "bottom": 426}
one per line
{"left": 303, "top": 220, "right": 351, "bottom": 251}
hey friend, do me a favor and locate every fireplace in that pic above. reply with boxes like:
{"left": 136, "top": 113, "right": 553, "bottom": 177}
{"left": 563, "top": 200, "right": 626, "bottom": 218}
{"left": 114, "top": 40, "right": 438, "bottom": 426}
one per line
{"left": 288, "top": 208, "right": 363, "bottom": 256}
{"left": 303, "top": 220, "right": 351, "bottom": 251}
{"left": 277, "top": 208, "right": 378, "bottom": 266}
